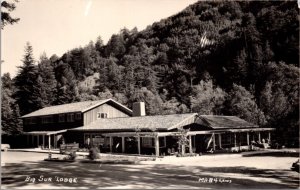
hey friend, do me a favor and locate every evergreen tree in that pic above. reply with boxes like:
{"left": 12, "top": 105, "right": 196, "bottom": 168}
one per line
{"left": 13, "top": 42, "right": 41, "bottom": 115}
{"left": 1, "top": 73, "right": 22, "bottom": 134}
{"left": 190, "top": 80, "right": 226, "bottom": 115}
{"left": 38, "top": 53, "right": 57, "bottom": 106}
{"left": 224, "top": 84, "right": 266, "bottom": 125}
{"left": 1, "top": 0, "right": 20, "bottom": 28}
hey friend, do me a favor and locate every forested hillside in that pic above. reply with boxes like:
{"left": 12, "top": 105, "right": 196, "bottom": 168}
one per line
{"left": 2, "top": 1, "right": 299, "bottom": 145}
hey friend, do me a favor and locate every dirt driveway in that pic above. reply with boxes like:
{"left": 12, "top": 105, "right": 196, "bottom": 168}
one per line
{"left": 1, "top": 151, "right": 299, "bottom": 189}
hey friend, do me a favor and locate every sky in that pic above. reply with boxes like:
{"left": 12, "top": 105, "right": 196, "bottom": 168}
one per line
{"left": 1, "top": 0, "right": 198, "bottom": 77}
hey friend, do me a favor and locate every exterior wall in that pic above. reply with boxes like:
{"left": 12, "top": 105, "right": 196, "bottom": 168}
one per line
{"left": 83, "top": 103, "right": 130, "bottom": 125}
{"left": 23, "top": 112, "right": 83, "bottom": 132}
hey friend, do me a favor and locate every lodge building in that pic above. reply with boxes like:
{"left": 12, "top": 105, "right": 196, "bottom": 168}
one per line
{"left": 21, "top": 99, "right": 275, "bottom": 156}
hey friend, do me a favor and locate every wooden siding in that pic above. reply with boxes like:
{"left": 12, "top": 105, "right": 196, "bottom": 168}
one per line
{"left": 83, "top": 103, "right": 130, "bottom": 125}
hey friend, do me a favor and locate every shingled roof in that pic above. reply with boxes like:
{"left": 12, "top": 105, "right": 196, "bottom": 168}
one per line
{"left": 21, "top": 99, "right": 132, "bottom": 118}
{"left": 70, "top": 113, "right": 198, "bottom": 131}
{"left": 197, "top": 115, "right": 258, "bottom": 129}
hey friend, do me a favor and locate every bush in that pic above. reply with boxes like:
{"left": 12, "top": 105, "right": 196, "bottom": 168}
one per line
{"left": 88, "top": 147, "right": 100, "bottom": 160}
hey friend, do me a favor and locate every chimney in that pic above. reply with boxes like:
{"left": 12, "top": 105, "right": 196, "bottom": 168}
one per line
{"left": 132, "top": 102, "right": 146, "bottom": 117}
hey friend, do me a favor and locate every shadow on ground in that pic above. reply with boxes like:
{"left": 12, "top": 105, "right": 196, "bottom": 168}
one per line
{"left": 2, "top": 159, "right": 299, "bottom": 189}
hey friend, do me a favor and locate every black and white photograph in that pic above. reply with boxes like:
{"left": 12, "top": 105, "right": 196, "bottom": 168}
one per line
{"left": 1, "top": 0, "right": 299, "bottom": 189}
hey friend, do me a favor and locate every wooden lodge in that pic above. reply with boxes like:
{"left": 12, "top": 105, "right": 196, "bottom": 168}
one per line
{"left": 21, "top": 99, "right": 275, "bottom": 156}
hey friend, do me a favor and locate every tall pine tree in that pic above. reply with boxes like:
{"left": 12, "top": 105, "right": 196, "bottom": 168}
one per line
{"left": 13, "top": 42, "right": 41, "bottom": 115}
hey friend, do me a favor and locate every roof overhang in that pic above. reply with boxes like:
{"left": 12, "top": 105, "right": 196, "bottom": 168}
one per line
{"left": 101, "top": 128, "right": 276, "bottom": 137}
{"left": 23, "top": 129, "right": 67, "bottom": 135}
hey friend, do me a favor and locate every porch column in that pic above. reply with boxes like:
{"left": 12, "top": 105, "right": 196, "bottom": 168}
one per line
{"left": 234, "top": 133, "right": 237, "bottom": 147}
{"left": 189, "top": 135, "right": 192, "bottom": 154}
{"left": 212, "top": 133, "right": 216, "bottom": 151}
{"left": 109, "top": 136, "right": 113, "bottom": 152}
{"left": 258, "top": 132, "right": 261, "bottom": 142}
{"left": 155, "top": 136, "right": 159, "bottom": 157}
{"left": 43, "top": 135, "right": 45, "bottom": 149}
{"left": 121, "top": 137, "right": 125, "bottom": 153}
{"left": 268, "top": 131, "right": 271, "bottom": 142}
{"left": 54, "top": 135, "right": 57, "bottom": 149}
{"left": 247, "top": 132, "right": 250, "bottom": 145}
{"left": 218, "top": 134, "right": 222, "bottom": 149}
{"left": 48, "top": 135, "right": 51, "bottom": 149}
{"left": 137, "top": 136, "right": 141, "bottom": 155}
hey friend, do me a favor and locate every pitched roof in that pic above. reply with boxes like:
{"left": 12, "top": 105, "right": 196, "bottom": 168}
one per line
{"left": 70, "top": 113, "right": 198, "bottom": 131}
{"left": 197, "top": 115, "right": 258, "bottom": 129}
{"left": 21, "top": 99, "right": 132, "bottom": 118}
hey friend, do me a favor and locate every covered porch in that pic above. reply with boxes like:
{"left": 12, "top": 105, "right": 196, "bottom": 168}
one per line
{"left": 23, "top": 129, "right": 67, "bottom": 150}
{"left": 89, "top": 127, "right": 275, "bottom": 156}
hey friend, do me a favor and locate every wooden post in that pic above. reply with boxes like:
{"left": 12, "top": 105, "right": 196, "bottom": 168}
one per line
{"left": 258, "top": 132, "right": 261, "bottom": 142}
{"left": 48, "top": 135, "right": 51, "bottom": 149}
{"left": 137, "top": 136, "right": 141, "bottom": 155}
{"left": 189, "top": 135, "right": 192, "bottom": 154}
{"left": 247, "top": 132, "right": 250, "bottom": 145}
{"left": 122, "top": 137, "right": 125, "bottom": 153}
{"left": 54, "top": 135, "right": 57, "bottom": 149}
{"left": 234, "top": 133, "right": 237, "bottom": 147}
{"left": 268, "top": 131, "right": 271, "bottom": 142}
{"left": 43, "top": 135, "right": 45, "bottom": 149}
{"left": 109, "top": 136, "right": 113, "bottom": 153}
{"left": 155, "top": 136, "right": 159, "bottom": 157}
{"left": 212, "top": 133, "right": 216, "bottom": 151}
{"left": 218, "top": 134, "right": 222, "bottom": 148}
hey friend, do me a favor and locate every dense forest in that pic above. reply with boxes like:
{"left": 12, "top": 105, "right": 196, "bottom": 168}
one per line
{"left": 2, "top": 1, "right": 299, "bottom": 146}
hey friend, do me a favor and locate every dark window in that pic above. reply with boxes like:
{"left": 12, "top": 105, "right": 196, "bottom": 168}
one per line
{"left": 42, "top": 116, "right": 53, "bottom": 124}
{"left": 67, "top": 114, "right": 74, "bottom": 122}
{"left": 75, "top": 113, "right": 81, "bottom": 120}
{"left": 59, "top": 114, "right": 65, "bottom": 122}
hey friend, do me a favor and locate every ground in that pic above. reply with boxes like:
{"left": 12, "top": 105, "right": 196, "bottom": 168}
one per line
{"left": 1, "top": 151, "right": 299, "bottom": 189}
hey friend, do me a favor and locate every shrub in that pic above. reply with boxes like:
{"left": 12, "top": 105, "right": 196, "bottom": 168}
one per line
{"left": 88, "top": 147, "right": 100, "bottom": 160}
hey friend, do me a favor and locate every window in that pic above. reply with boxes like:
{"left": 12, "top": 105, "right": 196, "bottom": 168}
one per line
{"left": 67, "top": 114, "right": 74, "bottom": 122}
{"left": 59, "top": 114, "right": 65, "bottom": 122}
{"left": 97, "top": 112, "right": 108, "bottom": 119}
{"left": 75, "top": 113, "right": 82, "bottom": 120}
{"left": 25, "top": 118, "right": 37, "bottom": 124}
{"left": 30, "top": 118, "right": 37, "bottom": 124}
{"left": 42, "top": 116, "right": 53, "bottom": 124}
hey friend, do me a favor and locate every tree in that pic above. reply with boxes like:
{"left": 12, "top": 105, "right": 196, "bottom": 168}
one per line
{"left": 1, "top": 0, "right": 20, "bottom": 28}
{"left": 224, "top": 84, "right": 266, "bottom": 125}
{"left": 95, "top": 36, "right": 104, "bottom": 53}
{"left": 38, "top": 53, "right": 57, "bottom": 106}
{"left": 105, "top": 34, "right": 126, "bottom": 58}
{"left": 130, "top": 87, "right": 163, "bottom": 115}
{"left": 1, "top": 73, "right": 22, "bottom": 134}
{"left": 13, "top": 42, "right": 41, "bottom": 115}
{"left": 190, "top": 80, "right": 226, "bottom": 115}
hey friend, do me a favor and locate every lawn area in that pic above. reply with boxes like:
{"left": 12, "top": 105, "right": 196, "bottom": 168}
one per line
{"left": 1, "top": 151, "right": 299, "bottom": 189}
